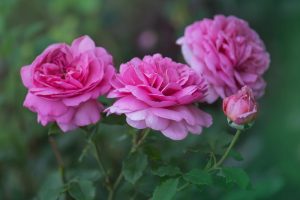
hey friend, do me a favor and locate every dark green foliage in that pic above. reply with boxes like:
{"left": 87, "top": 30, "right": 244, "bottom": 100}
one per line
{"left": 222, "top": 167, "right": 250, "bottom": 189}
{"left": 183, "top": 169, "right": 213, "bottom": 186}
{"left": 152, "top": 178, "right": 179, "bottom": 200}
{"left": 122, "top": 151, "right": 148, "bottom": 184}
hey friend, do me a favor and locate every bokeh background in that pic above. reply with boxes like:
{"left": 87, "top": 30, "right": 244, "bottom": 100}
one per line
{"left": 1, "top": 0, "right": 300, "bottom": 199}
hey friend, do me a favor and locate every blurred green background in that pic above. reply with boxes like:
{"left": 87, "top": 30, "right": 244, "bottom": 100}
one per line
{"left": 1, "top": 0, "right": 300, "bottom": 199}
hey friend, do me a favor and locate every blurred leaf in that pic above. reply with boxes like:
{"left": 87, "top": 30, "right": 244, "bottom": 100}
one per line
{"left": 152, "top": 178, "right": 178, "bottom": 200}
{"left": 222, "top": 176, "right": 284, "bottom": 200}
{"left": 36, "top": 172, "right": 64, "bottom": 200}
{"left": 222, "top": 167, "right": 250, "bottom": 189}
{"left": 122, "top": 151, "right": 148, "bottom": 184}
{"left": 69, "top": 169, "right": 101, "bottom": 182}
{"left": 228, "top": 150, "right": 244, "bottom": 161}
{"left": 183, "top": 169, "right": 212, "bottom": 186}
{"left": 152, "top": 165, "right": 181, "bottom": 177}
{"left": 212, "top": 174, "right": 231, "bottom": 189}
{"left": 144, "top": 145, "right": 162, "bottom": 161}
{"left": 68, "top": 180, "right": 95, "bottom": 200}
{"left": 101, "top": 114, "right": 126, "bottom": 125}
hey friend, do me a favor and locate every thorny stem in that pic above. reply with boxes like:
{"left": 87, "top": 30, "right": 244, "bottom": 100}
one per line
{"left": 108, "top": 128, "right": 150, "bottom": 200}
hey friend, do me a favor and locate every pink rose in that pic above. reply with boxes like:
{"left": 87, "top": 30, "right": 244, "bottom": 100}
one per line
{"left": 223, "top": 86, "right": 257, "bottom": 126}
{"left": 21, "top": 35, "right": 115, "bottom": 132}
{"left": 106, "top": 54, "right": 212, "bottom": 140}
{"left": 177, "top": 15, "right": 270, "bottom": 103}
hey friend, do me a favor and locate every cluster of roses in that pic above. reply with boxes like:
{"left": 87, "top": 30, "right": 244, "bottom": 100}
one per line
{"left": 21, "top": 15, "right": 269, "bottom": 140}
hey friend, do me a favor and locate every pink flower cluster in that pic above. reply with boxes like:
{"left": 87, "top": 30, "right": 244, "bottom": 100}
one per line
{"left": 20, "top": 15, "right": 269, "bottom": 140}
{"left": 106, "top": 54, "right": 212, "bottom": 140}
{"left": 177, "top": 15, "right": 270, "bottom": 103}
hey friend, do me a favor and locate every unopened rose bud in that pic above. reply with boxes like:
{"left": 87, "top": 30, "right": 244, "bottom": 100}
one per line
{"left": 223, "top": 86, "right": 258, "bottom": 130}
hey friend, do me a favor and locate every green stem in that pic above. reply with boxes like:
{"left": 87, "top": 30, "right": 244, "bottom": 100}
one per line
{"left": 210, "top": 129, "right": 242, "bottom": 171}
{"left": 108, "top": 172, "right": 123, "bottom": 200}
{"left": 81, "top": 127, "right": 111, "bottom": 191}
{"left": 108, "top": 128, "right": 150, "bottom": 200}
{"left": 49, "top": 136, "right": 66, "bottom": 184}
{"left": 177, "top": 183, "right": 190, "bottom": 192}
{"left": 92, "top": 140, "right": 111, "bottom": 186}
{"left": 130, "top": 128, "right": 150, "bottom": 153}
{"left": 49, "top": 135, "right": 73, "bottom": 200}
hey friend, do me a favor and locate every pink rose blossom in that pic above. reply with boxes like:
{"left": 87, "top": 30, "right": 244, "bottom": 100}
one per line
{"left": 223, "top": 86, "right": 257, "bottom": 125}
{"left": 106, "top": 54, "right": 212, "bottom": 140}
{"left": 177, "top": 15, "right": 270, "bottom": 103}
{"left": 21, "top": 35, "right": 115, "bottom": 132}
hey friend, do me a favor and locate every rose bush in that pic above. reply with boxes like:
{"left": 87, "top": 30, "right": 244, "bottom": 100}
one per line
{"left": 177, "top": 15, "right": 270, "bottom": 103}
{"left": 106, "top": 54, "right": 212, "bottom": 140}
{"left": 21, "top": 35, "right": 115, "bottom": 132}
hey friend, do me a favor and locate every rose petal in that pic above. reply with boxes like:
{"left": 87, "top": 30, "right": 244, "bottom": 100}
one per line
{"left": 162, "top": 122, "right": 188, "bottom": 140}
{"left": 126, "top": 118, "right": 147, "bottom": 129}
{"left": 71, "top": 35, "right": 96, "bottom": 54}
{"left": 73, "top": 100, "right": 103, "bottom": 127}
{"left": 20, "top": 65, "right": 33, "bottom": 88}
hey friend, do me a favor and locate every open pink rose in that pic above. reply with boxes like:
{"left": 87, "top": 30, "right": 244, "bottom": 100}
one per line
{"left": 177, "top": 15, "right": 270, "bottom": 103}
{"left": 223, "top": 86, "right": 257, "bottom": 126}
{"left": 21, "top": 35, "right": 115, "bottom": 132}
{"left": 106, "top": 54, "right": 212, "bottom": 140}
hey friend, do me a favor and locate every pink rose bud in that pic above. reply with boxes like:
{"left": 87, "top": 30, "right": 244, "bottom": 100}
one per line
{"left": 223, "top": 86, "right": 258, "bottom": 130}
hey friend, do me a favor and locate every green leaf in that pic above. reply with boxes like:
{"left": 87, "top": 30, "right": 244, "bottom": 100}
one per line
{"left": 122, "top": 151, "right": 148, "bottom": 184}
{"left": 68, "top": 180, "right": 95, "bottom": 200}
{"left": 69, "top": 169, "right": 101, "bottom": 182}
{"left": 222, "top": 167, "right": 250, "bottom": 189}
{"left": 152, "top": 165, "right": 181, "bottom": 177}
{"left": 36, "top": 172, "right": 64, "bottom": 200}
{"left": 183, "top": 169, "right": 212, "bottom": 186}
{"left": 152, "top": 178, "right": 178, "bottom": 200}
{"left": 229, "top": 150, "right": 244, "bottom": 161}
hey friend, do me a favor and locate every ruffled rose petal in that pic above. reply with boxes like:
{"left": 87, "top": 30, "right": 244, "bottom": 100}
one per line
{"left": 162, "top": 122, "right": 188, "bottom": 140}
{"left": 24, "top": 93, "right": 67, "bottom": 117}
{"left": 106, "top": 54, "right": 212, "bottom": 140}
{"left": 71, "top": 35, "right": 96, "bottom": 55}
{"left": 20, "top": 35, "right": 115, "bottom": 132}
{"left": 73, "top": 100, "right": 103, "bottom": 127}
{"left": 20, "top": 65, "right": 33, "bottom": 88}
{"left": 177, "top": 15, "right": 270, "bottom": 102}
{"left": 126, "top": 118, "right": 147, "bottom": 129}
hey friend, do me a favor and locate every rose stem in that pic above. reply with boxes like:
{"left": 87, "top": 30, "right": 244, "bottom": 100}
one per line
{"left": 49, "top": 136, "right": 66, "bottom": 184}
{"left": 210, "top": 129, "right": 242, "bottom": 171}
{"left": 108, "top": 128, "right": 150, "bottom": 200}
{"left": 49, "top": 135, "right": 75, "bottom": 200}
{"left": 82, "top": 126, "right": 111, "bottom": 191}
